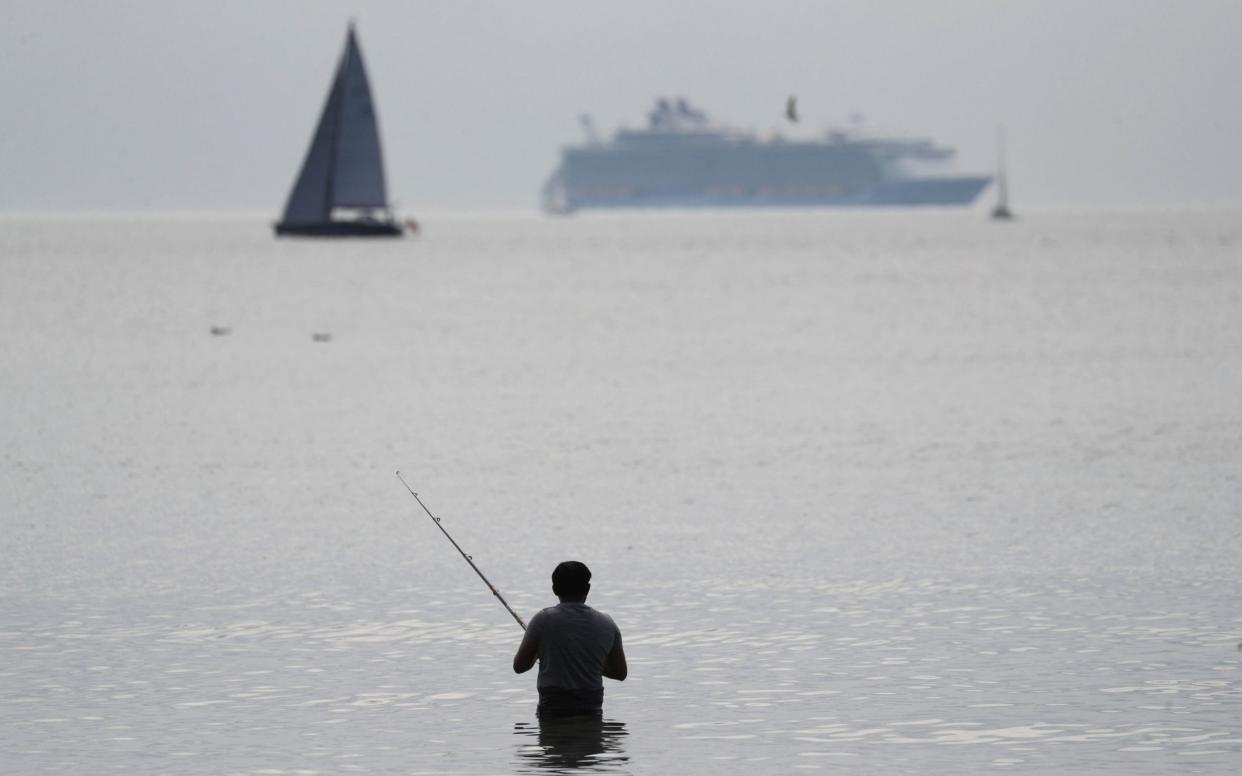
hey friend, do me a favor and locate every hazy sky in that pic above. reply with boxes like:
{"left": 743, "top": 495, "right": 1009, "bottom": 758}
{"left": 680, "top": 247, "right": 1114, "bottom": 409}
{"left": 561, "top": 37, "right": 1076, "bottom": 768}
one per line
{"left": 2, "top": 0, "right": 1240, "bottom": 212}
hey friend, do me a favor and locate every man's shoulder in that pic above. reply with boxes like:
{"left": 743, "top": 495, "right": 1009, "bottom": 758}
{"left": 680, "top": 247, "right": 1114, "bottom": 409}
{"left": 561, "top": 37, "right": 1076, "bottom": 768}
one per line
{"left": 527, "top": 607, "right": 558, "bottom": 626}
{"left": 580, "top": 605, "right": 620, "bottom": 632}
{"left": 535, "top": 603, "right": 618, "bottom": 626}
{"left": 589, "top": 606, "right": 618, "bottom": 625}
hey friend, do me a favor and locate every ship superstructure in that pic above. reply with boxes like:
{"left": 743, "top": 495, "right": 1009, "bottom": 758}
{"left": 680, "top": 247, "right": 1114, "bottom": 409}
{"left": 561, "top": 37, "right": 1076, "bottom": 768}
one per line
{"left": 542, "top": 98, "right": 990, "bottom": 213}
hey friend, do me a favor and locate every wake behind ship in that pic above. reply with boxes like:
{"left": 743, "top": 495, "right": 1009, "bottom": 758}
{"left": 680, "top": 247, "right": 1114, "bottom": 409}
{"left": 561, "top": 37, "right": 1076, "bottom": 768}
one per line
{"left": 542, "top": 98, "right": 990, "bottom": 213}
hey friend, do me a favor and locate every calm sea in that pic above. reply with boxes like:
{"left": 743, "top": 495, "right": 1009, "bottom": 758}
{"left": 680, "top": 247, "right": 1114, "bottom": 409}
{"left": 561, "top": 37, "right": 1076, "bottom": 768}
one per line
{"left": 2, "top": 210, "right": 1239, "bottom": 774}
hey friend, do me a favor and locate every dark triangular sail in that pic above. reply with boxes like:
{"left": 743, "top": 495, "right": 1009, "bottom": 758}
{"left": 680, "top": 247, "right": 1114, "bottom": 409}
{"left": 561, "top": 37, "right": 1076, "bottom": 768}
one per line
{"left": 279, "top": 25, "right": 390, "bottom": 226}
{"left": 280, "top": 64, "right": 343, "bottom": 224}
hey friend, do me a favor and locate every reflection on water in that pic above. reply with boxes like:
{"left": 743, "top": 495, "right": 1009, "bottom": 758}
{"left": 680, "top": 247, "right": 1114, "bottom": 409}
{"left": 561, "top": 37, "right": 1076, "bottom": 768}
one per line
{"left": 514, "top": 717, "right": 629, "bottom": 773}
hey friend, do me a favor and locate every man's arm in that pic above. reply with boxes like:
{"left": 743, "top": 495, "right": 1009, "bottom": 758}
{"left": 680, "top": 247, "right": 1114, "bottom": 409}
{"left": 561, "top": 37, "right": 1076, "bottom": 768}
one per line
{"left": 513, "top": 631, "right": 538, "bottom": 674}
{"left": 602, "top": 638, "right": 627, "bottom": 681}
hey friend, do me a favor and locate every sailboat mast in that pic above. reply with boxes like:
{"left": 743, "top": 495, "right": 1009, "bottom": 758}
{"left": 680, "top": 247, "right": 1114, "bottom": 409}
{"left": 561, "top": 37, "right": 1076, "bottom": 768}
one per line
{"left": 995, "top": 125, "right": 1008, "bottom": 206}
{"left": 320, "top": 31, "right": 354, "bottom": 219}
{"left": 989, "top": 124, "right": 1014, "bottom": 221}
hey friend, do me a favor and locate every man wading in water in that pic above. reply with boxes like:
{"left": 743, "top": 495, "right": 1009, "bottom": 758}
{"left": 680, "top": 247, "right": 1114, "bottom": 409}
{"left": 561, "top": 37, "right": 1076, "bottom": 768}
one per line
{"left": 513, "top": 561, "right": 627, "bottom": 717}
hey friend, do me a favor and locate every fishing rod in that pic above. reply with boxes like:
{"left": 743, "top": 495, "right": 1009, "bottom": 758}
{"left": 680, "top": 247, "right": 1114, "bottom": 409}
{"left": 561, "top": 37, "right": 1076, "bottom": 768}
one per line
{"left": 395, "top": 471, "right": 526, "bottom": 631}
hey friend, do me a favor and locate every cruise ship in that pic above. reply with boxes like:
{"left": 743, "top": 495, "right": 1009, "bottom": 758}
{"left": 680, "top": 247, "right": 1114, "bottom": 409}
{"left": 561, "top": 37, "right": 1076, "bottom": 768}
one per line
{"left": 542, "top": 98, "right": 990, "bottom": 213}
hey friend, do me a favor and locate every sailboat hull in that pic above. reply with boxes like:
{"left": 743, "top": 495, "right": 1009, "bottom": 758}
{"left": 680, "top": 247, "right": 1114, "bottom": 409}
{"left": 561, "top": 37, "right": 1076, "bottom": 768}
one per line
{"left": 274, "top": 221, "right": 403, "bottom": 237}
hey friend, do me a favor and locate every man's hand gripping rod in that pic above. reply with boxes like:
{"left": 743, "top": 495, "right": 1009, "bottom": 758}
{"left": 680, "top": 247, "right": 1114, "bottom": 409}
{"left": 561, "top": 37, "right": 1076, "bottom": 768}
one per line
{"left": 396, "top": 472, "right": 527, "bottom": 631}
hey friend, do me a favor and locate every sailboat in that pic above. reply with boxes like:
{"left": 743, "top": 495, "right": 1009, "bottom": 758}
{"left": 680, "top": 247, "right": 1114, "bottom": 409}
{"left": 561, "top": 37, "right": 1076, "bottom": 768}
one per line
{"left": 275, "top": 23, "right": 405, "bottom": 237}
{"left": 990, "top": 126, "right": 1014, "bottom": 221}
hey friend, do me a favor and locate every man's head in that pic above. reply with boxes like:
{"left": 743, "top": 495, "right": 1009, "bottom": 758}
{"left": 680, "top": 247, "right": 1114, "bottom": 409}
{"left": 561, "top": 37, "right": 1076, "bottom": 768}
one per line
{"left": 551, "top": 560, "right": 591, "bottom": 602}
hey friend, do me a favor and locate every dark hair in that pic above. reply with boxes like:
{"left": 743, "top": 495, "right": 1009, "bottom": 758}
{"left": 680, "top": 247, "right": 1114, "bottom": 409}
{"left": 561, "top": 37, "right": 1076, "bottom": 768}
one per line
{"left": 551, "top": 560, "right": 592, "bottom": 598}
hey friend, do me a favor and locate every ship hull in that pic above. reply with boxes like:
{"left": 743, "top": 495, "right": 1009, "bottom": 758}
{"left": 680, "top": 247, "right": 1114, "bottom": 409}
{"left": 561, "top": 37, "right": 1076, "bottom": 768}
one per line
{"left": 274, "top": 221, "right": 404, "bottom": 237}
{"left": 559, "top": 175, "right": 990, "bottom": 212}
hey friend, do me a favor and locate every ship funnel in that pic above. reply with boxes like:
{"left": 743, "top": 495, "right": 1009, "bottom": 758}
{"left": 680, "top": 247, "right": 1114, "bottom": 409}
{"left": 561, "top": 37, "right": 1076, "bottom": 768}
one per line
{"left": 578, "top": 114, "right": 601, "bottom": 145}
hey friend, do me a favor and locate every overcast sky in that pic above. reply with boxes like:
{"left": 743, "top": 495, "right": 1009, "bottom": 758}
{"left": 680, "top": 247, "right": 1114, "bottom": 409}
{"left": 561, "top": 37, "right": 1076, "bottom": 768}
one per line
{"left": 2, "top": 0, "right": 1240, "bottom": 212}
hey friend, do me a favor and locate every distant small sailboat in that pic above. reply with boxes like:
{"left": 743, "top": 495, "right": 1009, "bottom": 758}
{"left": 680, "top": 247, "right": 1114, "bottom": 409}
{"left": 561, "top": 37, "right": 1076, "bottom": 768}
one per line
{"left": 785, "top": 95, "right": 799, "bottom": 124}
{"left": 275, "top": 23, "right": 406, "bottom": 237}
{"left": 991, "top": 126, "right": 1014, "bottom": 221}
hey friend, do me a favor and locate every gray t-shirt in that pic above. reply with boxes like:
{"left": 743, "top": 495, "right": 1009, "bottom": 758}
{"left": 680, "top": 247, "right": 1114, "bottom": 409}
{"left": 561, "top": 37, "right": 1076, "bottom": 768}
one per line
{"left": 527, "top": 602, "right": 621, "bottom": 692}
